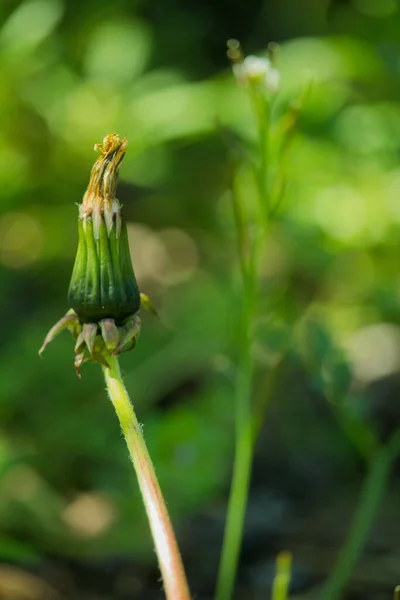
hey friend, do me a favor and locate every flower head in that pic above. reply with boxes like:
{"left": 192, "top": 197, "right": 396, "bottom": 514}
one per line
{"left": 228, "top": 39, "right": 280, "bottom": 95}
{"left": 40, "top": 134, "right": 154, "bottom": 377}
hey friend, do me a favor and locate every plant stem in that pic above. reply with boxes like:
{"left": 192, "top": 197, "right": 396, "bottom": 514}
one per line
{"left": 216, "top": 88, "right": 271, "bottom": 600}
{"left": 215, "top": 281, "right": 255, "bottom": 600}
{"left": 102, "top": 355, "right": 191, "bottom": 600}
{"left": 272, "top": 551, "right": 292, "bottom": 600}
{"left": 320, "top": 446, "right": 392, "bottom": 600}
{"left": 216, "top": 196, "right": 264, "bottom": 600}
{"left": 321, "top": 429, "right": 400, "bottom": 600}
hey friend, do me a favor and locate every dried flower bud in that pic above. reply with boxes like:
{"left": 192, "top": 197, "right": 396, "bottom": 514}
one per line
{"left": 40, "top": 134, "right": 156, "bottom": 376}
{"left": 68, "top": 135, "right": 140, "bottom": 324}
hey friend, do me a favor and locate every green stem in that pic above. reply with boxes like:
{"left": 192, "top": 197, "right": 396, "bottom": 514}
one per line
{"left": 102, "top": 355, "right": 191, "bottom": 600}
{"left": 272, "top": 552, "right": 292, "bottom": 600}
{"left": 215, "top": 286, "right": 255, "bottom": 600}
{"left": 216, "top": 88, "right": 271, "bottom": 600}
{"left": 320, "top": 446, "right": 392, "bottom": 600}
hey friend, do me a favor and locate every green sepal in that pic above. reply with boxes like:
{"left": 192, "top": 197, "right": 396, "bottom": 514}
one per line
{"left": 119, "top": 223, "right": 140, "bottom": 315}
{"left": 99, "top": 219, "right": 115, "bottom": 312}
{"left": 38, "top": 310, "right": 79, "bottom": 356}
{"left": 83, "top": 323, "right": 98, "bottom": 354}
{"left": 68, "top": 217, "right": 140, "bottom": 324}
{"left": 100, "top": 318, "right": 120, "bottom": 352}
{"left": 83, "top": 218, "right": 100, "bottom": 317}
{"left": 68, "top": 220, "right": 87, "bottom": 309}
{"left": 140, "top": 293, "right": 159, "bottom": 317}
{"left": 113, "top": 315, "right": 141, "bottom": 355}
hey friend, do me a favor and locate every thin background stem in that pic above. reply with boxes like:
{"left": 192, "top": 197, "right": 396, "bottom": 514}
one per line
{"left": 215, "top": 86, "right": 271, "bottom": 600}
{"left": 321, "top": 430, "right": 400, "bottom": 600}
{"left": 321, "top": 449, "right": 390, "bottom": 600}
{"left": 215, "top": 271, "right": 257, "bottom": 600}
{"left": 272, "top": 551, "right": 292, "bottom": 600}
{"left": 103, "top": 355, "right": 191, "bottom": 600}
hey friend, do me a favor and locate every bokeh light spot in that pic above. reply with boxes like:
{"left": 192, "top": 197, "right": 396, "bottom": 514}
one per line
{"left": 85, "top": 20, "right": 152, "bottom": 84}
{"left": 157, "top": 228, "right": 199, "bottom": 284}
{"left": 353, "top": 0, "right": 397, "bottom": 17}
{"left": 0, "top": 212, "right": 44, "bottom": 268}
{"left": 62, "top": 494, "right": 116, "bottom": 538}
{"left": 127, "top": 224, "right": 198, "bottom": 287}
{"left": 127, "top": 224, "right": 169, "bottom": 286}
{"left": 347, "top": 323, "right": 400, "bottom": 383}
{"left": 335, "top": 105, "right": 388, "bottom": 154}
{"left": 313, "top": 185, "right": 367, "bottom": 241}
{"left": 0, "top": 0, "right": 63, "bottom": 57}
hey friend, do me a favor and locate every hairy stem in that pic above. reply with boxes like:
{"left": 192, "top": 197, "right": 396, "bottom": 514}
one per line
{"left": 102, "top": 355, "right": 191, "bottom": 600}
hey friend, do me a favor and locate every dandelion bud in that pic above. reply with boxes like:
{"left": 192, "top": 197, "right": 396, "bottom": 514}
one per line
{"left": 68, "top": 135, "right": 140, "bottom": 324}
{"left": 39, "top": 134, "right": 156, "bottom": 376}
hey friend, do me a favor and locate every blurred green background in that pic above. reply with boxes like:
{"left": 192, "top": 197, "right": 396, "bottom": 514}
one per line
{"left": 2, "top": 0, "right": 400, "bottom": 598}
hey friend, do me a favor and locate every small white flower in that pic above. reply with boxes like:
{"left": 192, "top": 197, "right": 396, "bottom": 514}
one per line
{"left": 232, "top": 54, "right": 280, "bottom": 94}
{"left": 232, "top": 62, "right": 246, "bottom": 85}
{"left": 265, "top": 67, "right": 280, "bottom": 94}
{"left": 243, "top": 56, "right": 271, "bottom": 80}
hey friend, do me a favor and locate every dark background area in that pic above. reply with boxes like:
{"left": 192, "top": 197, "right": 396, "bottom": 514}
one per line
{"left": 1, "top": 0, "right": 400, "bottom": 598}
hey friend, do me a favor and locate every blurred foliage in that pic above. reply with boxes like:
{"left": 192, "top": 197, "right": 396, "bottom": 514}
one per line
{"left": 2, "top": 0, "right": 400, "bottom": 591}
